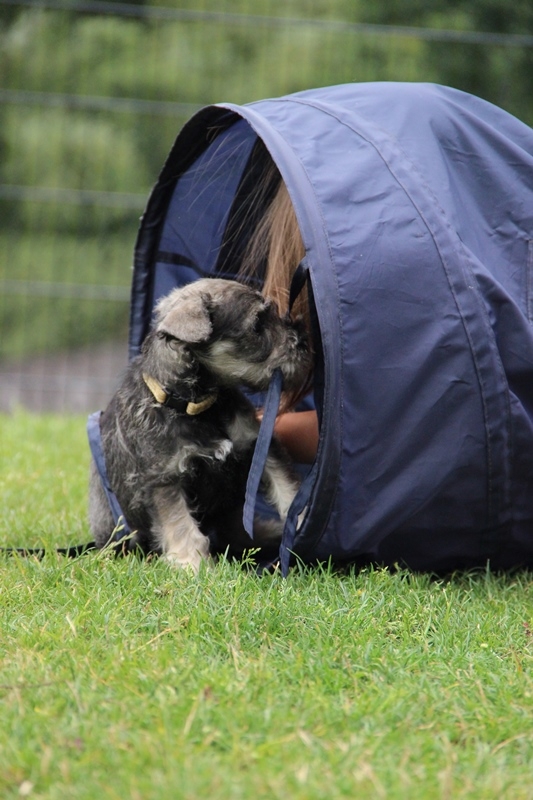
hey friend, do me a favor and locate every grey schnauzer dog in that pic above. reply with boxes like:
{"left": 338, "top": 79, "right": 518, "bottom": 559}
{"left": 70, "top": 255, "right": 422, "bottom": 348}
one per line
{"left": 88, "top": 278, "right": 311, "bottom": 571}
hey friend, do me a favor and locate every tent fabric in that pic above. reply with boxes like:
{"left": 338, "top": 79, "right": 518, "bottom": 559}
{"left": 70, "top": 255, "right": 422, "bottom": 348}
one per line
{"left": 131, "top": 82, "right": 533, "bottom": 572}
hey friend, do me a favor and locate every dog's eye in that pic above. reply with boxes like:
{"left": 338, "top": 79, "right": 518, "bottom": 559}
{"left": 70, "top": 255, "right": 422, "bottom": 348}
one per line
{"left": 157, "top": 331, "right": 182, "bottom": 350}
{"left": 252, "top": 311, "right": 267, "bottom": 335}
{"left": 252, "top": 300, "right": 276, "bottom": 334}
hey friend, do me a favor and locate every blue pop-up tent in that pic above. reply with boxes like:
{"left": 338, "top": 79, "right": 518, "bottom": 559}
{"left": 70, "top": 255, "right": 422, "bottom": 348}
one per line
{"left": 129, "top": 82, "right": 533, "bottom": 573}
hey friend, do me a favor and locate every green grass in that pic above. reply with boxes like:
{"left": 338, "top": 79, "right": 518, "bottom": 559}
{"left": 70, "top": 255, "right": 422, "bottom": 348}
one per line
{"left": 1, "top": 412, "right": 533, "bottom": 799}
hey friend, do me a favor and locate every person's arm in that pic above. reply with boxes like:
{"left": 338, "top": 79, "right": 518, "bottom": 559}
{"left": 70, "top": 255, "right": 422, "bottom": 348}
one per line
{"left": 273, "top": 410, "right": 319, "bottom": 464}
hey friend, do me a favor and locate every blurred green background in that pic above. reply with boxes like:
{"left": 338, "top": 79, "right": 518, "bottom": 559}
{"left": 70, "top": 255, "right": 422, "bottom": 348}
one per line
{"left": 1, "top": 0, "right": 532, "bottom": 367}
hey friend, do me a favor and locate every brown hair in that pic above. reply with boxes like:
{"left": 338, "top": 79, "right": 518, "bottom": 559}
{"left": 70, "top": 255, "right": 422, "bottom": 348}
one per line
{"left": 239, "top": 166, "right": 313, "bottom": 410}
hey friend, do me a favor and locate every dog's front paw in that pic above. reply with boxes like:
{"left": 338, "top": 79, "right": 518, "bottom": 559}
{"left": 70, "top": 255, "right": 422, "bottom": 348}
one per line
{"left": 162, "top": 529, "right": 211, "bottom": 573}
{"left": 163, "top": 547, "right": 211, "bottom": 574}
{"left": 154, "top": 489, "right": 211, "bottom": 573}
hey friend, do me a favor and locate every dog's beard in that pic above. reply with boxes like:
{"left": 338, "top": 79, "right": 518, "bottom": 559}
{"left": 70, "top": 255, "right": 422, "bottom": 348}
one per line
{"left": 198, "top": 340, "right": 274, "bottom": 388}
{"left": 198, "top": 338, "right": 308, "bottom": 392}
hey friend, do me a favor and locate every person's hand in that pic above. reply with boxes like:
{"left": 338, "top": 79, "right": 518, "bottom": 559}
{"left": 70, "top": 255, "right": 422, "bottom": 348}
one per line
{"left": 273, "top": 410, "right": 319, "bottom": 464}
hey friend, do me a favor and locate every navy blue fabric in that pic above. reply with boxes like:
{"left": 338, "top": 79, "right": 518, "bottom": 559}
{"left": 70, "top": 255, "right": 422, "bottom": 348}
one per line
{"left": 243, "top": 367, "right": 283, "bottom": 538}
{"left": 148, "top": 119, "right": 257, "bottom": 333}
{"left": 87, "top": 412, "right": 131, "bottom": 539}
{"left": 130, "top": 82, "right": 533, "bottom": 572}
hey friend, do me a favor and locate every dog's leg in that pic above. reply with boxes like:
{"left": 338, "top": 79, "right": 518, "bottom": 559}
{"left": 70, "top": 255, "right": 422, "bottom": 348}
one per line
{"left": 261, "top": 452, "right": 300, "bottom": 521}
{"left": 152, "top": 487, "right": 210, "bottom": 572}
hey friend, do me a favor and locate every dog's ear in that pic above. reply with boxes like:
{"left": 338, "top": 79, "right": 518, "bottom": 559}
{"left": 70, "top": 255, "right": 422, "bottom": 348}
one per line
{"left": 157, "top": 292, "right": 213, "bottom": 343}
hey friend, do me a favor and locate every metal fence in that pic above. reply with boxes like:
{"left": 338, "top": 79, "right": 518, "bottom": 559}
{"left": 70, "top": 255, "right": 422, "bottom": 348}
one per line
{"left": 1, "top": 0, "right": 532, "bottom": 412}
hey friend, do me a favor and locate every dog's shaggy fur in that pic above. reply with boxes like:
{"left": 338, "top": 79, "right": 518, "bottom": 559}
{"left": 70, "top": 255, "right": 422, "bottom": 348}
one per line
{"left": 88, "top": 278, "right": 311, "bottom": 570}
